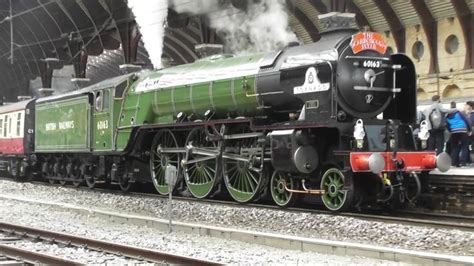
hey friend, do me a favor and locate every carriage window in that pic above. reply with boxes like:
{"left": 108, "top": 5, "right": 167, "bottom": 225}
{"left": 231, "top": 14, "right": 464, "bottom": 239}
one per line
{"left": 17, "top": 113, "right": 21, "bottom": 136}
{"left": 3, "top": 117, "right": 7, "bottom": 137}
{"left": 8, "top": 116, "right": 12, "bottom": 136}
{"left": 95, "top": 91, "right": 103, "bottom": 112}
{"left": 0, "top": 118, "right": 3, "bottom": 137}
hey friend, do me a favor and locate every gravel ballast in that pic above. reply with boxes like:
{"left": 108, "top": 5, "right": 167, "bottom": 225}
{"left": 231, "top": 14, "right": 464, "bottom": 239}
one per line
{"left": 0, "top": 180, "right": 473, "bottom": 260}
{"left": 0, "top": 199, "right": 403, "bottom": 265}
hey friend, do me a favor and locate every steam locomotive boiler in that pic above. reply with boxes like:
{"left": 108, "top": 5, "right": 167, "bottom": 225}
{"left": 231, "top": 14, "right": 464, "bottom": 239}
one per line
{"left": 116, "top": 21, "right": 448, "bottom": 210}
{"left": 1, "top": 14, "right": 450, "bottom": 212}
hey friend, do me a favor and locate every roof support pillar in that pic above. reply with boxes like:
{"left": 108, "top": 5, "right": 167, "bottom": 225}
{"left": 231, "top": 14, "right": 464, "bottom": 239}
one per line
{"left": 38, "top": 61, "right": 54, "bottom": 97}
{"left": 346, "top": 1, "right": 370, "bottom": 29}
{"left": 373, "top": 0, "right": 406, "bottom": 53}
{"left": 117, "top": 21, "right": 141, "bottom": 65}
{"left": 70, "top": 45, "right": 88, "bottom": 79}
{"left": 68, "top": 41, "right": 90, "bottom": 88}
{"left": 451, "top": 0, "right": 474, "bottom": 69}
{"left": 286, "top": 0, "right": 320, "bottom": 42}
{"left": 39, "top": 61, "right": 52, "bottom": 89}
{"left": 330, "top": 0, "right": 347, "bottom": 12}
{"left": 411, "top": 0, "right": 438, "bottom": 74}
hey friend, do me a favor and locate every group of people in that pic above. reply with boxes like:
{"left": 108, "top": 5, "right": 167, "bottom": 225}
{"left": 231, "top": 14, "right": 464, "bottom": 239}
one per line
{"left": 422, "top": 95, "right": 473, "bottom": 167}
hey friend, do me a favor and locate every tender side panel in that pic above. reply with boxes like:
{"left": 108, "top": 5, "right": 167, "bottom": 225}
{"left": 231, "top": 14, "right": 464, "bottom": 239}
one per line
{"left": 35, "top": 96, "right": 91, "bottom": 152}
{"left": 0, "top": 110, "right": 26, "bottom": 155}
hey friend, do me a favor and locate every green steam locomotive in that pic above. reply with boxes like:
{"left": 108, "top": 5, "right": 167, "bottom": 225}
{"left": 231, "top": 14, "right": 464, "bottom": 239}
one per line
{"left": 0, "top": 27, "right": 449, "bottom": 211}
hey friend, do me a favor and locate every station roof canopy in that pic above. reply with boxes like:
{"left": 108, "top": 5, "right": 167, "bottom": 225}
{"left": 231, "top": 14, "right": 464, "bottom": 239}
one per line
{"left": 0, "top": 0, "right": 472, "bottom": 100}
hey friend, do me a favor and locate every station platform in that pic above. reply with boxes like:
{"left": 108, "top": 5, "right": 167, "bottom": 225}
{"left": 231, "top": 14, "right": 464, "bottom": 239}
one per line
{"left": 430, "top": 166, "right": 474, "bottom": 176}
{"left": 427, "top": 166, "right": 474, "bottom": 195}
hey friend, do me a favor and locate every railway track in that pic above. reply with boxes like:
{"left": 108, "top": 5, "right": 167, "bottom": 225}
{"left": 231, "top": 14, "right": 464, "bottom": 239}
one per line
{"left": 0, "top": 241, "right": 79, "bottom": 265}
{"left": 1, "top": 180, "right": 473, "bottom": 265}
{"left": 79, "top": 184, "right": 474, "bottom": 231}
{"left": 5, "top": 178, "right": 474, "bottom": 231}
{"left": 0, "top": 221, "right": 220, "bottom": 265}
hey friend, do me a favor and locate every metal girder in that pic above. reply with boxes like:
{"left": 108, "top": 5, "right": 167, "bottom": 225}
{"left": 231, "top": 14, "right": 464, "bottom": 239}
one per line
{"left": 167, "top": 28, "right": 198, "bottom": 61}
{"left": 68, "top": 40, "right": 87, "bottom": 78}
{"left": 347, "top": 1, "right": 370, "bottom": 29}
{"left": 410, "top": 0, "right": 438, "bottom": 74}
{"left": 173, "top": 27, "right": 200, "bottom": 47}
{"left": 0, "top": 19, "right": 39, "bottom": 78}
{"left": 116, "top": 21, "right": 140, "bottom": 64}
{"left": 373, "top": 0, "right": 405, "bottom": 52}
{"left": 286, "top": 0, "right": 320, "bottom": 42}
{"left": 75, "top": 0, "right": 105, "bottom": 51}
{"left": 0, "top": 28, "right": 26, "bottom": 88}
{"left": 164, "top": 34, "right": 196, "bottom": 63}
{"left": 163, "top": 42, "right": 186, "bottom": 65}
{"left": 180, "top": 23, "right": 202, "bottom": 44}
{"left": 308, "top": 0, "right": 328, "bottom": 14}
{"left": 17, "top": 1, "right": 57, "bottom": 60}
{"left": 37, "top": 0, "right": 72, "bottom": 59}
{"left": 451, "top": 0, "right": 474, "bottom": 69}
{"left": 100, "top": 0, "right": 139, "bottom": 65}
{"left": 14, "top": 7, "right": 49, "bottom": 62}
{"left": 55, "top": 1, "right": 86, "bottom": 49}
{"left": 330, "top": 0, "right": 347, "bottom": 12}
{"left": 100, "top": 32, "right": 120, "bottom": 50}
{"left": 192, "top": 18, "right": 206, "bottom": 43}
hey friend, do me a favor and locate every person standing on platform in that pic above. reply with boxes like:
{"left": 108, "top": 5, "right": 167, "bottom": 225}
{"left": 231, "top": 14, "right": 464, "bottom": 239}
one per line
{"left": 446, "top": 101, "right": 471, "bottom": 167}
{"left": 465, "top": 101, "right": 474, "bottom": 165}
{"left": 422, "top": 95, "right": 456, "bottom": 155}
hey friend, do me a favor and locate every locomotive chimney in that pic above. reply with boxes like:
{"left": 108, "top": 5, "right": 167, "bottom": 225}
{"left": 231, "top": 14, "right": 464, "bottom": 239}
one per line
{"left": 195, "top": 44, "right": 224, "bottom": 58}
{"left": 71, "top": 77, "right": 91, "bottom": 89}
{"left": 17, "top": 96, "right": 32, "bottom": 102}
{"left": 318, "top": 12, "right": 357, "bottom": 33}
{"left": 37, "top": 88, "right": 54, "bottom": 97}
{"left": 119, "top": 64, "right": 142, "bottom": 74}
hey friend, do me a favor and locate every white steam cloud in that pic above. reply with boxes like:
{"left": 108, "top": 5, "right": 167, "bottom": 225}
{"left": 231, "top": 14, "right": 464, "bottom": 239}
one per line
{"left": 127, "top": 0, "right": 168, "bottom": 69}
{"left": 172, "top": 0, "right": 298, "bottom": 55}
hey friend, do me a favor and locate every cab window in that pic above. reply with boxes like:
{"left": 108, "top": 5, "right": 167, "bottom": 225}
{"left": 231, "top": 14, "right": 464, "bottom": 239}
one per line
{"left": 95, "top": 90, "right": 109, "bottom": 112}
{"left": 102, "top": 90, "right": 109, "bottom": 111}
{"left": 115, "top": 80, "right": 127, "bottom": 98}
{"left": 95, "top": 91, "right": 103, "bottom": 112}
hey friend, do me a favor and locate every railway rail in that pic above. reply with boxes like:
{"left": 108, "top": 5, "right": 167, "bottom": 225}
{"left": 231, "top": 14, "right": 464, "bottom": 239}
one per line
{"left": 28, "top": 178, "right": 474, "bottom": 231}
{"left": 2, "top": 176, "right": 471, "bottom": 231}
{"left": 0, "top": 242, "right": 79, "bottom": 265}
{"left": 0, "top": 221, "right": 220, "bottom": 265}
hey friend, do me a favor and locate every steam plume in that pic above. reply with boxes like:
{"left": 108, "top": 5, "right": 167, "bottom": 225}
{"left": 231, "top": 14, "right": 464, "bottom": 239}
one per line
{"left": 127, "top": 0, "right": 168, "bottom": 69}
{"left": 172, "top": 0, "right": 298, "bottom": 55}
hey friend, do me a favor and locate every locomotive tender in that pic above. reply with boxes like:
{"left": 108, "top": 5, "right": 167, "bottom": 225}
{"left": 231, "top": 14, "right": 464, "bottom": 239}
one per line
{"left": 0, "top": 20, "right": 450, "bottom": 211}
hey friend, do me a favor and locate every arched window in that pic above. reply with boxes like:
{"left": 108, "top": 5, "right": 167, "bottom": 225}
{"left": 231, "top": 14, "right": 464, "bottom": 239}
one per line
{"left": 416, "top": 88, "right": 428, "bottom": 100}
{"left": 442, "top": 84, "right": 462, "bottom": 98}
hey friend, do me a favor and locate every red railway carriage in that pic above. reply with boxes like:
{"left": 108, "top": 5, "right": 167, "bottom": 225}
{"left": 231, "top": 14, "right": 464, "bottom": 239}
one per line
{"left": 0, "top": 99, "right": 35, "bottom": 179}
